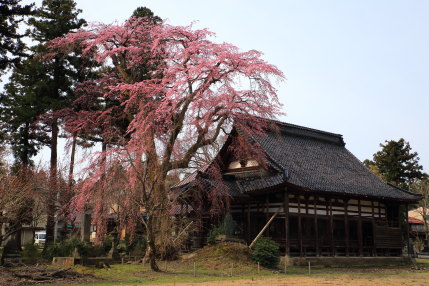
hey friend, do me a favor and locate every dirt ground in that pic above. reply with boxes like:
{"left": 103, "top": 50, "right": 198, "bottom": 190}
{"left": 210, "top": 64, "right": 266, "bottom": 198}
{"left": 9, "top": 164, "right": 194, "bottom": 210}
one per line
{"left": 0, "top": 266, "right": 97, "bottom": 286}
{"left": 142, "top": 273, "right": 429, "bottom": 286}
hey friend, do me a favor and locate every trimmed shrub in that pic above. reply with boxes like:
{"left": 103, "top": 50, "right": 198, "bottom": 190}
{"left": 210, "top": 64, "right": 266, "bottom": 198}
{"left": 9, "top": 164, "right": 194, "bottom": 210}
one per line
{"left": 22, "top": 242, "right": 40, "bottom": 264}
{"left": 46, "top": 238, "right": 80, "bottom": 259}
{"left": 207, "top": 213, "right": 238, "bottom": 245}
{"left": 130, "top": 238, "right": 147, "bottom": 257}
{"left": 223, "top": 213, "right": 237, "bottom": 236}
{"left": 251, "top": 237, "right": 280, "bottom": 268}
{"left": 45, "top": 238, "right": 101, "bottom": 259}
{"left": 102, "top": 236, "right": 112, "bottom": 253}
{"left": 207, "top": 225, "right": 224, "bottom": 245}
{"left": 75, "top": 241, "right": 94, "bottom": 259}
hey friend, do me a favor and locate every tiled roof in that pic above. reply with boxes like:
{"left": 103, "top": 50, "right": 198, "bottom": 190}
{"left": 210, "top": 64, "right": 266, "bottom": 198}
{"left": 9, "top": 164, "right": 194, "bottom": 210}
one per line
{"left": 175, "top": 119, "right": 421, "bottom": 202}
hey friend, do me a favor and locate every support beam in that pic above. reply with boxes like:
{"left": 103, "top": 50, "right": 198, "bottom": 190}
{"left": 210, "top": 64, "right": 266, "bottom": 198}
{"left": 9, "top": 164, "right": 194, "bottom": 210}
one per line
{"left": 283, "top": 190, "right": 289, "bottom": 256}
{"left": 298, "top": 196, "right": 303, "bottom": 256}
{"left": 406, "top": 204, "right": 411, "bottom": 257}
{"left": 265, "top": 195, "right": 269, "bottom": 236}
{"left": 371, "top": 201, "right": 377, "bottom": 256}
{"left": 344, "top": 200, "right": 349, "bottom": 257}
{"left": 314, "top": 196, "right": 319, "bottom": 256}
{"left": 249, "top": 207, "right": 282, "bottom": 249}
{"left": 329, "top": 198, "right": 335, "bottom": 256}
{"left": 358, "top": 200, "right": 363, "bottom": 256}
{"left": 247, "top": 204, "right": 251, "bottom": 243}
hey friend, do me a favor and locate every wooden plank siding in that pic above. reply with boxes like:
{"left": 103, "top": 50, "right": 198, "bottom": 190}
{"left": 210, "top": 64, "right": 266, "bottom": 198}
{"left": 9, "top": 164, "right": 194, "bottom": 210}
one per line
{"left": 229, "top": 191, "right": 403, "bottom": 257}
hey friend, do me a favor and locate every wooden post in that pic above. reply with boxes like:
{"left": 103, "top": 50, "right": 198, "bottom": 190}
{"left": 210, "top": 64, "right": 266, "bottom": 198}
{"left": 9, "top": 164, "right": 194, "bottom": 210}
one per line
{"left": 314, "top": 196, "right": 319, "bottom": 256}
{"left": 298, "top": 196, "right": 303, "bottom": 256}
{"left": 265, "top": 195, "right": 270, "bottom": 236}
{"left": 305, "top": 196, "right": 309, "bottom": 215}
{"left": 241, "top": 203, "right": 245, "bottom": 232}
{"left": 358, "top": 200, "right": 363, "bottom": 256}
{"left": 344, "top": 200, "right": 349, "bottom": 256}
{"left": 284, "top": 255, "right": 287, "bottom": 274}
{"left": 406, "top": 204, "right": 411, "bottom": 257}
{"left": 329, "top": 198, "right": 335, "bottom": 256}
{"left": 283, "top": 190, "right": 290, "bottom": 256}
{"left": 378, "top": 202, "right": 382, "bottom": 218}
{"left": 247, "top": 204, "right": 251, "bottom": 243}
{"left": 371, "top": 201, "right": 377, "bottom": 256}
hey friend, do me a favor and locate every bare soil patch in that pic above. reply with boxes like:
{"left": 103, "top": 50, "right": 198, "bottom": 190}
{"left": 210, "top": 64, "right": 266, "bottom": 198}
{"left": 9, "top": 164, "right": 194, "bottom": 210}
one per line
{"left": 0, "top": 265, "right": 97, "bottom": 286}
{"left": 141, "top": 271, "right": 429, "bottom": 286}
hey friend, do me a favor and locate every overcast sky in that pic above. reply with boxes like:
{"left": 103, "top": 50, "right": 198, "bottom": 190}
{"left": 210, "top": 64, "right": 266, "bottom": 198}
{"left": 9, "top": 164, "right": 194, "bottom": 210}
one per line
{"left": 21, "top": 0, "right": 429, "bottom": 171}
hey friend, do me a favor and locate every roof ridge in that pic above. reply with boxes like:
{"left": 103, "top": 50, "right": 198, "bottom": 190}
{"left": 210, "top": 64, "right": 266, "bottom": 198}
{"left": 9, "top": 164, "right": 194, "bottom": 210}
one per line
{"left": 247, "top": 116, "right": 343, "bottom": 138}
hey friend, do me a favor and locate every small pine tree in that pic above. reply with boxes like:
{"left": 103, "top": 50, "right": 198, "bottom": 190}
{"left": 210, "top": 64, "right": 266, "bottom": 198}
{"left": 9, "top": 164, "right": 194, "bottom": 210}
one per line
{"left": 223, "top": 213, "right": 237, "bottom": 236}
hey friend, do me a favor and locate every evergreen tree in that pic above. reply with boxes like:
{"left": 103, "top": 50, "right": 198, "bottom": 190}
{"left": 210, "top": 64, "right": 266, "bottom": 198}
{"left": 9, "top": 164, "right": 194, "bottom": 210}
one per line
{"left": 0, "top": 59, "right": 49, "bottom": 167}
{"left": 132, "top": 6, "right": 162, "bottom": 24}
{"left": 1, "top": 0, "right": 86, "bottom": 249}
{"left": 364, "top": 138, "right": 427, "bottom": 190}
{"left": 31, "top": 0, "right": 86, "bottom": 250}
{"left": 0, "top": 0, "right": 34, "bottom": 72}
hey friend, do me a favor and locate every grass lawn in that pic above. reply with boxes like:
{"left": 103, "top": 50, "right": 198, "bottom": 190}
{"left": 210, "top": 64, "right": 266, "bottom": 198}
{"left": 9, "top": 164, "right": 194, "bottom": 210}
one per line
{"left": 41, "top": 258, "right": 429, "bottom": 286}
{"left": 32, "top": 243, "right": 429, "bottom": 286}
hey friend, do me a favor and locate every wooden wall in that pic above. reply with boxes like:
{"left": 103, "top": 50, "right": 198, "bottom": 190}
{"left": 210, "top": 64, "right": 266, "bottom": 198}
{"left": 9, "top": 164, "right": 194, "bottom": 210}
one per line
{"left": 229, "top": 190, "right": 405, "bottom": 257}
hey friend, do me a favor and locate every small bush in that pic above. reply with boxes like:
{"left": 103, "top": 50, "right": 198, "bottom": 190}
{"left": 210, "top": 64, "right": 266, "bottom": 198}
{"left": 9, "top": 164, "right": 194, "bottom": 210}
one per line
{"left": 102, "top": 236, "right": 112, "bottom": 253}
{"left": 223, "top": 213, "right": 237, "bottom": 236}
{"left": 207, "top": 213, "right": 238, "bottom": 245}
{"left": 251, "top": 236, "right": 280, "bottom": 268}
{"left": 75, "top": 241, "right": 94, "bottom": 259}
{"left": 45, "top": 238, "right": 101, "bottom": 259}
{"left": 207, "top": 225, "right": 224, "bottom": 245}
{"left": 46, "top": 238, "right": 79, "bottom": 259}
{"left": 130, "top": 238, "right": 147, "bottom": 257}
{"left": 22, "top": 242, "right": 40, "bottom": 264}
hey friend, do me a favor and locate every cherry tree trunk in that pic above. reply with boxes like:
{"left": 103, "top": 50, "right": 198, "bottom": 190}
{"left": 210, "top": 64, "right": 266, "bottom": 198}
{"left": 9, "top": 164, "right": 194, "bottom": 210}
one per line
{"left": 144, "top": 216, "right": 160, "bottom": 271}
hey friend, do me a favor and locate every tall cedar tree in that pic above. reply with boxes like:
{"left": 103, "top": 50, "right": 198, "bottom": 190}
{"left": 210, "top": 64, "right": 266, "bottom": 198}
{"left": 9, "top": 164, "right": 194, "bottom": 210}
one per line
{"left": 49, "top": 17, "right": 284, "bottom": 270}
{"left": 0, "top": 62, "right": 49, "bottom": 168}
{"left": 364, "top": 138, "right": 427, "bottom": 190}
{"left": 0, "top": 0, "right": 34, "bottom": 73}
{"left": 28, "top": 0, "right": 86, "bottom": 249}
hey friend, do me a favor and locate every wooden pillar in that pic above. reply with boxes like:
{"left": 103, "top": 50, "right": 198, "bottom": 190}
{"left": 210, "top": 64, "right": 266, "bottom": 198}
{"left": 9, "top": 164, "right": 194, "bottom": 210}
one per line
{"left": 298, "top": 196, "right": 303, "bottom": 256}
{"left": 241, "top": 203, "right": 245, "bottom": 235}
{"left": 314, "top": 196, "right": 319, "bottom": 256}
{"left": 305, "top": 196, "right": 309, "bottom": 215}
{"left": 358, "top": 200, "right": 363, "bottom": 256}
{"left": 265, "top": 195, "right": 269, "bottom": 236}
{"left": 378, "top": 202, "right": 382, "bottom": 218}
{"left": 344, "top": 199, "right": 349, "bottom": 256}
{"left": 329, "top": 198, "right": 335, "bottom": 256}
{"left": 406, "top": 204, "right": 411, "bottom": 257}
{"left": 247, "top": 204, "right": 251, "bottom": 243}
{"left": 283, "top": 190, "right": 289, "bottom": 256}
{"left": 371, "top": 201, "right": 377, "bottom": 256}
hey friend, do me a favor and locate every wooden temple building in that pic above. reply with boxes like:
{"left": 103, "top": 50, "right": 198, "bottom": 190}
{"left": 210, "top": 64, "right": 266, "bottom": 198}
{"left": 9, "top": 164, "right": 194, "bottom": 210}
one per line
{"left": 175, "top": 119, "right": 421, "bottom": 257}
